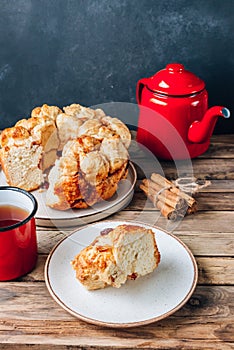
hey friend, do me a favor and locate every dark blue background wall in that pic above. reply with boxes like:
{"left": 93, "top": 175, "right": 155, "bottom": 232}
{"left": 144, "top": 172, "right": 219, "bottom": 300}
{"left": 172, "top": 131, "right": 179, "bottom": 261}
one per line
{"left": 0, "top": 0, "right": 233, "bottom": 132}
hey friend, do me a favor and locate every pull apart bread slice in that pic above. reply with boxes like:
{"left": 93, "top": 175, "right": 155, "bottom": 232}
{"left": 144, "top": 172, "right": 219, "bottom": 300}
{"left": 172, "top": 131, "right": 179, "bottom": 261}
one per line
{"left": 71, "top": 224, "right": 161, "bottom": 290}
{"left": 0, "top": 126, "right": 44, "bottom": 191}
{"left": 0, "top": 115, "right": 59, "bottom": 191}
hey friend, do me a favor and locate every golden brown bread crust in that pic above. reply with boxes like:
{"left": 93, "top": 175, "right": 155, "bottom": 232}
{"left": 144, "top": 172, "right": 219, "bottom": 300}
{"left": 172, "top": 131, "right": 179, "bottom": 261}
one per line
{"left": 15, "top": 115, "right": 59, "bottom": 157}
{"left": 31, "top": 104, "right": 62, "bottom": 120}
{"left": 63, "top": 103, "right": 106, "bottom": 120}
{"left": 0, "top": 126, "right": 31, "bottom": 147}
{"left": 72, "top": 245, "right": 115, "bottom": 290}
{"left": 101, "top": 116, "right": 131, "bottom": 148}
{"left": 71, "top": 224, "right": 161, "bottom": 290}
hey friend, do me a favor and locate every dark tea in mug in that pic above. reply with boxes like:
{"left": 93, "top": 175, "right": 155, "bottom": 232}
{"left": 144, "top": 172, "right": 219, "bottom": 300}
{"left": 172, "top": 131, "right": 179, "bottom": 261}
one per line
{"left": 0, "top": 186, "right": 38, "bottom": 281}
{"left": 0, "top": 205, "right": 29, "bottom": 228}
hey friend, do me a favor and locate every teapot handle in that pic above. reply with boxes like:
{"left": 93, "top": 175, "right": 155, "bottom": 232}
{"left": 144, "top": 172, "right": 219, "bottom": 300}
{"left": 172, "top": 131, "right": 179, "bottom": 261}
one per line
{"left": 136, "top": 78, "right": 148, "bottom": 105}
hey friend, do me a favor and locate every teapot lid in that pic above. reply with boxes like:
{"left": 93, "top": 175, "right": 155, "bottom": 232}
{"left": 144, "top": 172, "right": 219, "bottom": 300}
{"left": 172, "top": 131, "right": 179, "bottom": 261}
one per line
{"left": 146, "top": 63, "right": 205, "bottom": 95}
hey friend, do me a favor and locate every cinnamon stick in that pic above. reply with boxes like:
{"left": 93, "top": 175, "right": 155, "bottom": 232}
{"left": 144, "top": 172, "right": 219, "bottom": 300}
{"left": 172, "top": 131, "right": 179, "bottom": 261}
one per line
{"left": 140, "top": 173, "right": 197, "bottom": 220}
{"left": 156, "top": 200, "right": 182, "bottom": 221}
{"left": 142, "top": 179, "right": 187, "bottom": 210}
{"left": 151, "top": 173, "right": 196, "bottom": 208}
{"left": 140, "top": 183, "right": 181, "bottom": 221}
{"left": 151, "top": 173, "right": 172, "bottom": 188}
{"left": 139, "top": 183, "right": 157, "bottom": 207}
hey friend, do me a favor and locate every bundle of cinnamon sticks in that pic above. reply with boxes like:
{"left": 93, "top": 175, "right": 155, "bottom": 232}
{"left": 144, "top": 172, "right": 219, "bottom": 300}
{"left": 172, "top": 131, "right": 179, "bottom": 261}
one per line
{"left": 140, "top": 173, "right": 197, "bottom": 221}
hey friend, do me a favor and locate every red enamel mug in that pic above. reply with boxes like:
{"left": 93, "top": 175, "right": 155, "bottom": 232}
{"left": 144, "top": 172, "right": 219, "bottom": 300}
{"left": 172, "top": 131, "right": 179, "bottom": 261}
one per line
{"left": 0, "top": 186, "right": 38, "bottom": 281}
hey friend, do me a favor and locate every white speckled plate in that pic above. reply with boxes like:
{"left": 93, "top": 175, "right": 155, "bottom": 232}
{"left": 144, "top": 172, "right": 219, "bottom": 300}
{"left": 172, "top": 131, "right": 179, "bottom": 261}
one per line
{"left": 44, "top": 220, "right": 198, "bottom": 328}
{"left": 0, "top": 162, "right": 136, "bottom": 228}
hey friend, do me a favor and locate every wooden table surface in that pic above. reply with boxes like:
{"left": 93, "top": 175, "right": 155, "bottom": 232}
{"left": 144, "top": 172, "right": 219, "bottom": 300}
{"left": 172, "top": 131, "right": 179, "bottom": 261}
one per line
{"left": 0, "top": 134, "right": 234, "bottom": 349}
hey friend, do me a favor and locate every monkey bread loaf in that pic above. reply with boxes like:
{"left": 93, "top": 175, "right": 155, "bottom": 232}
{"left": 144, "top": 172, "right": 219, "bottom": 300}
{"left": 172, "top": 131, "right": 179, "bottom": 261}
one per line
{"left": 0, "top": 104, "right": 131, "bottom": 210}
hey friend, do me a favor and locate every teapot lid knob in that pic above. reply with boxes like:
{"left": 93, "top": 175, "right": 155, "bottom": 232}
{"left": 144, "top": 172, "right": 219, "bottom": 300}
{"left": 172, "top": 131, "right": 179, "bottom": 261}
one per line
{"left": 166, "top": 63, "right": 185, "bottom": 72}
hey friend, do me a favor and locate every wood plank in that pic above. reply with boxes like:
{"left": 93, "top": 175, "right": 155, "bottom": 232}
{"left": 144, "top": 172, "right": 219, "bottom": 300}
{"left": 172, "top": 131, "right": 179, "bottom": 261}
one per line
{"left": 197, "top": 257, "right": 234, "bottom": 284}
{"left": 0, "top": 334, "right": 233, "bottom": 350}
{"left": 108, "top": 210, "right": 234, "bottom": 233}
{"left": 194, "top": 192, "right": 234, "bottom": 211}
{"left": 131, "top": 158, "right": 234, "bottom": 180}
{"left": 193, "top": 180, "right": 234, "bottom": 192}
{"left": 176, "top": 233, "right": 234, "bottom": 257}
{"left": 37, "top": 229, "right": 65, "bottom": 254}
{"left": 211, "top": 134, "right": 234, "bottom": 143}
{"left": 0, "top": 284, "right": 233, "bottom": 349}
{"left": 200, "top": 134, "right": 234, "bottom": 159}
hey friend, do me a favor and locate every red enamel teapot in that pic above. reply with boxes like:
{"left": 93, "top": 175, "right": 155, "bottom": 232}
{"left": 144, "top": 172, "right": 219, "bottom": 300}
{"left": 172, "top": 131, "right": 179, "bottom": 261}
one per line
{"left": 136, "top": 63, "right": 230, "bottom": 159}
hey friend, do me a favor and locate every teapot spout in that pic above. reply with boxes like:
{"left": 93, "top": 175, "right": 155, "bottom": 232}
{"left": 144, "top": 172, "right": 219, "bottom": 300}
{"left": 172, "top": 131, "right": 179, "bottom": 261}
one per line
{"left": 188, "top": 106, "right": 230, "bottom": 144}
